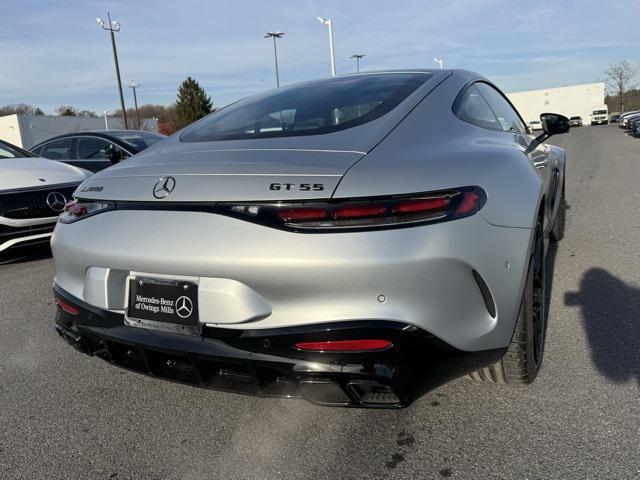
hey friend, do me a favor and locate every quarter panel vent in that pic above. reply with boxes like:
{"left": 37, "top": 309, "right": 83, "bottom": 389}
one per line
{"left": 472, "top": 270, "right": 496, "bottom": 318}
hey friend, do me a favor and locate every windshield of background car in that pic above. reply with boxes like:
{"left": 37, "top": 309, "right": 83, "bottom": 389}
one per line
{"left": 108, "top": 132, "right": 164, "bottom": 150}
{"left": 180, "top": 73, "right": 432, "bottom": 142}
{"left": 0, "top": 142, "right": 28, "bottom": 158}
{"left": 592, "top": 110, "right": 607, "bottom": 115}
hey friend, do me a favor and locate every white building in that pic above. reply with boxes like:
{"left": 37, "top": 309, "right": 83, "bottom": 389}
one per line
{"left": 506, "top": 82, "right": 605, "bottom": 124}
{"left": 0, "top": 114, "right": 159, "bottom": 149}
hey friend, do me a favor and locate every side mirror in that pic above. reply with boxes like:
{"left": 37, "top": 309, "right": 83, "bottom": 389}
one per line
{"left": 540, "top": 113, "right": 570, "bottom": 136}
{"left": 524, "top": 113, "right": 570, "bottom": 154}
{"left": 104, "top": 145, "right": 124, "bottom": 163}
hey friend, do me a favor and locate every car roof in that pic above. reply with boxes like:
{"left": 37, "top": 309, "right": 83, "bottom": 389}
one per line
{"left": 29, "top": 130, "right": 161, "bottom": 152}
{"left": 91, "top": 129, "right": 163, "bottom": 136}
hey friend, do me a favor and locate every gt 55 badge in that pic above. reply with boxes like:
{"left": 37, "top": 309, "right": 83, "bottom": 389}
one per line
{"left": 269, "top": 183, "right": 324, "bottom": 191}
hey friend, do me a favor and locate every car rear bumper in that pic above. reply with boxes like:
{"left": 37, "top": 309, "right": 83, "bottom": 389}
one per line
{"left": 54, "top": 284, "right": 504, "bottom": 408}
{"left": 52, "top": 209, "right": 534, "bottom": 352}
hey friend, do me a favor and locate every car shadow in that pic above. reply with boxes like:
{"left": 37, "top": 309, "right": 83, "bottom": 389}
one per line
{"left": 565, "top": 268, "right": 639, "bottom": 385}
{"left": 0, "top": 244, "right": 52, "bottom": 265}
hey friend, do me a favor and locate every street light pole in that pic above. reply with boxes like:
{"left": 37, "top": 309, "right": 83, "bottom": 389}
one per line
{"left": 97, "top": 13, "right": 128, "bottom": 129}
{"left": 127, "top": 80, "right": 141, "bottom": 129}
{"left": 317, "top": 17, "right": 336, "bottom": 76}
{"left": 103, "top": 110, "right": 111, "bottom": 130}
{"left": 264, "top": 32, "right": 284, "bottom": 87}
{"left": 433, "top": 57, "right": 444, "bottom": 69}
{"left": 350, "top": 54, "right": 365, "bottom": 73}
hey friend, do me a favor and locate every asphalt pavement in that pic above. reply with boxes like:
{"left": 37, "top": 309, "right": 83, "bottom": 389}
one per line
{"left": 0, "top": 125, "right": 638, "bottom": 480}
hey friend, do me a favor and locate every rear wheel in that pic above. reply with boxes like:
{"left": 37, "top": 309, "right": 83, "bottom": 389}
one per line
{"left": 469, "top": 218, "right": 547, "bottom": 384}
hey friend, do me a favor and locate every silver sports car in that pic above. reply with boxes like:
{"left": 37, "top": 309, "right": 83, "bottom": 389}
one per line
{"left": 52, "top": 70, "right": 568, "bottom": 407}
{"left": 0, "top": 139, "right": 90, "bottom": 253}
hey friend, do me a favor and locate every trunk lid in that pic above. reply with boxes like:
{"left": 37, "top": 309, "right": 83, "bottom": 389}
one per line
{"left": 75, "top": 148, "right": 365, "bottom": 201}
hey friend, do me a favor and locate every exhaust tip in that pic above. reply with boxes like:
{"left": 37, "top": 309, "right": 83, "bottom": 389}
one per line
{"left": 55, "top": 324, "right": 89, "bottom": 354}
{"left": 299, "top": 380, "right": 351, "bottom": 406}
{"left": 347, "top": 381, "right": 401, "bottom": 406}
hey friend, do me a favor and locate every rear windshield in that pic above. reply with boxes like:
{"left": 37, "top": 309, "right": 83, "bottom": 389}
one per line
{"left": 181, "top": 73, "right": 432, "bottom": 142}
{"left": 109, "top": 131, "right": 164, "bottom": 150}
{"left": 570, "top": 116, "right": 581, "bottom": 120}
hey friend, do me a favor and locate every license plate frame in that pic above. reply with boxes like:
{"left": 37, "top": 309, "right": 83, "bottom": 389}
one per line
{"left": 125, "top": 276, "right": 201, "bottom": 335}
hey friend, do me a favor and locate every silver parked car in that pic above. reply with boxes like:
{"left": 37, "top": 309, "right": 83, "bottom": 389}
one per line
{"left": 0, "top": 139, "right": 90, "bottom": 253}
{"left": 52, "top": 70, "right": 568, "bottom": 407}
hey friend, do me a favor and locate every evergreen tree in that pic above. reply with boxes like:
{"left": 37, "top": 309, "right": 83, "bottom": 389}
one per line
{"left": 175, "top": 77, "right": 213, "bottom": 129}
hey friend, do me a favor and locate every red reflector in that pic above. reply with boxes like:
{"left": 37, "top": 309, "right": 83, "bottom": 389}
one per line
{"left": 278, "top": 208, "right": 328, "bottom": 222}
{"left": 455, "top": 192, "right": 480, "bottom": 215}
{"left": 393, "top": 197, "right": 449, "bottom": 214}
{"left": 333, "top": 205, "right": 387, "bottom": 219}
{"left": 294, "top": 339, "right": 392, "bottom": 352}
{"left": 55, "top": 298, "right": 79, "bottom": 315}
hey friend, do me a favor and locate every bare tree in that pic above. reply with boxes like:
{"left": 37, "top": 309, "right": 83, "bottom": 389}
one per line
{"left": 605, "top": 61, "right": 638, "bottom": 113}
{"left": 77, "top": 110, "right": 98, "bottom": 118}
{"left": 0, "top": 103, "right": 45, "bottom": 116}
{"left": 55, "top": 105, "right": 79, "bottom": 116}
{"left": 111, "top": 104, "right": 179, "bottom": 131}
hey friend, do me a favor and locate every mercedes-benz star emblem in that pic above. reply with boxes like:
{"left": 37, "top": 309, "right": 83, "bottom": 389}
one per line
{"left": 46, "top": 191, "right": 67, "bottom": 212}
{"left": 153, "top": 177, "right": 176, "bottom": 199}
{"left": 175, "top": 296, "right": 193, "bottom": 318}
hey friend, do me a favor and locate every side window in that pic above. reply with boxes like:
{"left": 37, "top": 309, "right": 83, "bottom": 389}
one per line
{"left": 454, "top": 85, "right": 501, "bottom": 131}
{"left": 475, "top": 83, "right": 525, "bottom": 133}
{"left": 78, "top": 137, "right": 112, "bottom": 159}
{"left": 31, "top": 145, "right": 44, "bottom": 156}
{"left": 40, "top": 138, "right": 74, "bottom": 160}
{"left": 77, "top": 138, "right": 129, "bottom": 162}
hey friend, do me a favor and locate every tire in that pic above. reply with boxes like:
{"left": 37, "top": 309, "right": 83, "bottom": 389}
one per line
{"left": 469, "top": 218, "right": 547, "bottom": 384}
{"left": 550, "top": 186, "right": 566, "bottom": 242}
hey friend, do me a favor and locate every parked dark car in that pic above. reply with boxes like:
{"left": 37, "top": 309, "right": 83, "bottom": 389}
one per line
{"left": 568, "top": 116, "right": 582, "bottom": 127}
{"left": 621, "top": 113, "right": 640, "bottom": 130}
{"left": 619, "top": 111, "right": 640, "bottom": 128}
{"left": 609, "top": 114, "right": 621, "bottom": 123}
{"left": 30, "top": 130, "right": 165, "bottom": 172}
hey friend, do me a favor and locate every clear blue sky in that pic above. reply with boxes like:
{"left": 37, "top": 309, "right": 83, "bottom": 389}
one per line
{"left": 1, "top": 0, "right": 638, "bottom": 114}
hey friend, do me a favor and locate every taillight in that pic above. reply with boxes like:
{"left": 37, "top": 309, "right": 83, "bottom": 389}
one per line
{"left": 217, "top": 186, "right": 485, "bottom": 232}
{"left": 278, "top": 208, "right": 327, "bottom": 222}
{"left": 454, "top": 191, "right": 479, "bottom": 215}
{"left": 333, "top": 205, "right": 387, "bottom": 219}
{"left": 392, "top": 197, "right": 450, "bottom": 214}
{"left": 294, "top": 339, "right": 392, "bottom": 352}
{"left": 59, "top": 199, "right": 115, "bottom": 224}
